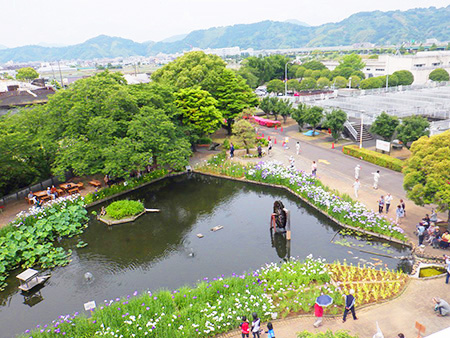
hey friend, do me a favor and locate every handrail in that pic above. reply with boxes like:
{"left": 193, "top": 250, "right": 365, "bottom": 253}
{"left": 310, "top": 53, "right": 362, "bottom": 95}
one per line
{"left": 344, "top": 121, "right": 358, "bottom": 140}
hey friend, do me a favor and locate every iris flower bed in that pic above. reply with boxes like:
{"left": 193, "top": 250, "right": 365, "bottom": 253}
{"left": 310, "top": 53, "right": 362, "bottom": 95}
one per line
{"left": 0, "top": 195, "right": 88, "bottom": 290}
{"left": 197, "top": 157, "right": 405, "bottom": 241}
{"left": 19, "top": 256, "right": 408, "bottom": 338}
{"left": 246, "top": 161, "right": 406, "bottom": 241}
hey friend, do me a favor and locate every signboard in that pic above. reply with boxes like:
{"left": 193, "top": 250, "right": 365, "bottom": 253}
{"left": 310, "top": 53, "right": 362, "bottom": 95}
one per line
{"left": 84, "top": 301, "right": 96, "bottom": 311}
{"left": 376, "top": 139, "right": 391, "bottom": 153}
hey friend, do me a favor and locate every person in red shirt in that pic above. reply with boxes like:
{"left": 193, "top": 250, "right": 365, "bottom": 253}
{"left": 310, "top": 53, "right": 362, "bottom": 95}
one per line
{"left": 314, "top": 303, "right": 323, "bottom": 327}
{"left": 240, "top": 315, "right": 250, "bottom": 338}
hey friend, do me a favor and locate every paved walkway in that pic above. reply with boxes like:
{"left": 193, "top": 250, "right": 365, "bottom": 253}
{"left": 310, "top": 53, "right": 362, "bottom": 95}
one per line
{"left": 239, "top": 120, "right": 448, "bottom": 258}
{"left": 222, "top": 276, "right": 450, "bottom": 338}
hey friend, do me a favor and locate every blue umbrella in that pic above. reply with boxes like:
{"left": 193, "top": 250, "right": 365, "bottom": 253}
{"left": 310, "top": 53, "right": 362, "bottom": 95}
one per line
{"left": 316, "top": 294, "right": 333, "bottom": 307}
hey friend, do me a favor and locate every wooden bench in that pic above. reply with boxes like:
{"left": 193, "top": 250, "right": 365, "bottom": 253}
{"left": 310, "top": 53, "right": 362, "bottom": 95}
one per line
{"left": 89, "top": 180, "right": 102, "bottom": 188}
{"left": 68, "top": 187, "right": 80, "bottom": 195}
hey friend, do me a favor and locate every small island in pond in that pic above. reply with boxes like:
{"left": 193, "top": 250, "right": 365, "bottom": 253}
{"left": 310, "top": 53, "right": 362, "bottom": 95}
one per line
{"left": 98, "top": 200, "right": 159, "bottom": 225}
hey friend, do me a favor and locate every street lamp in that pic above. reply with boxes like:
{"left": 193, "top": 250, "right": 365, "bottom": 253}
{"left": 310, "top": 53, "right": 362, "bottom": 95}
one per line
{"left": 284, "top": 60, "right": 295, "bottom": 96}
{"left": 359, "top": 110, "right": 365, "bottom": 149}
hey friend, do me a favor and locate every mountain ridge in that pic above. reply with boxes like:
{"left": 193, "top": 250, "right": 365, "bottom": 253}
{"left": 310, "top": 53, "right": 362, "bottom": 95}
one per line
{"left": 0, "top": 5, "right": 448, "bottom": 63}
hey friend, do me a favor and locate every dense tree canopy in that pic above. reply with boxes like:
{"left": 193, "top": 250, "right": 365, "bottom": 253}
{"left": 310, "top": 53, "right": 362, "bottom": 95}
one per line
{"left": 0, "top": 71, "right": 194, "bottom": 195}
{"left": 16, "top": 67, "right": 39, "bottom": 80}
{"left": 266, "top": 79, "right": 285, "bottom": 94}
{"left": 303, "top": 106, "right": 324, "bottom": 136}
{"left": 403, "top": 131, "right": 450, "bottom": 219}
{"left": 370, "top": 112, "right": 399, "bottom": 141}
{"left": 396, "top": 116, "right": 430, "bottom": 147}
{"left": 238, "top": 54, "right": 291, "bottom": 86}
{"left": 323, "top": 109, "right": 347, "bottom": 141}
{"left": 392, "top": 70, "right": 414, "bottom": 85}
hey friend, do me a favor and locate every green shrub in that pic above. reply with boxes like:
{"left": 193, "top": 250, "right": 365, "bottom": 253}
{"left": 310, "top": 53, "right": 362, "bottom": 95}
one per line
{"left": 223, "top": 138, "right": 230, "bottom": 149}
{"left": 105, "top": 200, "right": 144, "bottom": 220}
{"left": 197, "top": 136, "right": 212, "bottom": 144}
{"left": 342, "top": 145, "right": 404, "bottom": 172}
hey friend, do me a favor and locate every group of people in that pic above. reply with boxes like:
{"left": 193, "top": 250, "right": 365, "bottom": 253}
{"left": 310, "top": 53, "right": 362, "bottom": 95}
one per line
{"left": 416, "top": 210, "right": 449, "bottom": 248}
{"left": 240, "top": 312, "right": 273, "bottom": 338}
{"left": 27, "top": 185, "right": 59, "bottom": 207}
{"left": 314, "top": 289, "right": 358, "bottom": 328}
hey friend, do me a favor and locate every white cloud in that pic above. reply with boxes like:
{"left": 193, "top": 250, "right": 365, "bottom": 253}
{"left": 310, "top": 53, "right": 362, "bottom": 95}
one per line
{"left": 1, "top": 0, "right": 448, "bottom": 47}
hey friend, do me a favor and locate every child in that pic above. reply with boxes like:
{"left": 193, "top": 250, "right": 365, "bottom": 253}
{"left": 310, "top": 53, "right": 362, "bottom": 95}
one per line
{"left": 265, "top": 322, "right": 275, "bottom": 338}
{"left": 251, "top": 312, "right": 261, "bottom": 338}
{"left": 240, "top": 316, "right": 249, "bottom": 338}
{"left": 313, "top": 303, "right": 323, "bottom": 327}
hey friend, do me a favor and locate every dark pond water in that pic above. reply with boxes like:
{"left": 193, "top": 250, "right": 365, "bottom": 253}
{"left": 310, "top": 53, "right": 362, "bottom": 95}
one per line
{"left": 0, "top": 173, "right": 411, "bottom": 337}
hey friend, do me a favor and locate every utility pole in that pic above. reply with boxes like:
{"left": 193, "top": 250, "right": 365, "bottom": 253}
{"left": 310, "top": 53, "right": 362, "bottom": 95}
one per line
{"left": 385, "top": 55, "right": 390, "bottom": 90}
{"left": 284, "top": 61, "right": 288, "bottom": 96}
{"left": 359, "top": 112, "right": 364, "bottom": 149}
{"left": 58, "top": 61, "right": 64, "bottom": 88}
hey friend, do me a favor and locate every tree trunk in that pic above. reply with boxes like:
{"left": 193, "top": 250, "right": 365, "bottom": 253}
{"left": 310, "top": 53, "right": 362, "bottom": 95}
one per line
{"left": 226, "top": 120, "right": 233, "bottom": 135}
{"left": 283, "top": 116, "right": 287, "bottom": 123}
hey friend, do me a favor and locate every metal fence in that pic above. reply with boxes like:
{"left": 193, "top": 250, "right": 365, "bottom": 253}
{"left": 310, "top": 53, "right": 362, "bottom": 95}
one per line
{"left": 0, "top": 175, "right": 69, "bottom": 206}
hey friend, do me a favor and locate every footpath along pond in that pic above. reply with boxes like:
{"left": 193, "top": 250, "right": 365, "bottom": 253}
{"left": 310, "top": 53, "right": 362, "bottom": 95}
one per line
{"left": 0, "top": 173, "right": 411, "bottom": 337}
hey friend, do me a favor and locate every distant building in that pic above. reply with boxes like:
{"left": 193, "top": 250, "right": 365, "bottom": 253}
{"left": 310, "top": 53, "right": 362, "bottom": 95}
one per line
{"left": 363, "top": 51, "right": 450, "bottom": 84}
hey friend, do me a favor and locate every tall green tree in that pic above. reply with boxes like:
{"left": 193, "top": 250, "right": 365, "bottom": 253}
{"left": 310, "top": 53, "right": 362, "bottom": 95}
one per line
{"left": 278, "top": 99, "right": 293, "bottom": 123}
{"left": 370, "top": 112, "right": 399, "bottom": 141}
{"left": 175, "top": 87, "right": 223, "bottom": 142}
{"left": 16, "top": 67, "right": 39, "bottom": 81}
{"left": 301, "top": 60, "right": 326, "bottom": 70}
{"left": 396, "top": 116, "right": 430, "bottom": 147}
{"left": 215, "top": 69, "right": 258, "bottom": 134}
{"left": 403, "top": 131, "right": 450, "bottom": 223}
{"left": 303, "top": 106, "right": 324, "bottom": 136}
{"left": 323, "top": 109, "right": 347, "bottom": 142}
{"left": 128, "top": 108, "right": 191, "bottom": 170}
{"left": 266, "top": 79, "right": 285, "bottom": 94}
{"left": 259, "top": 96, "right": 273, "bottom": 118}
{"left": 231, "top": 119, "right": 256, "bottom": 154}
{"left": 291, "top": 103, "right": 307, "bottom": 131}
{"left": 287, "top": 79, "right": 301, "bottom": 92}
{"left": 429, "top": 68, "right": 450, "bottom": 82}
{"left": 317, "top": 77, "right": 331, "bottom": 89}
{"left": 299, "top": 78, "right": 316, "bottom": 90}
{"left": 333, "top": 76, "right": 347, "bottom": 88}
{"left": 151, "top": 51, "right": 226, "bottom": 91}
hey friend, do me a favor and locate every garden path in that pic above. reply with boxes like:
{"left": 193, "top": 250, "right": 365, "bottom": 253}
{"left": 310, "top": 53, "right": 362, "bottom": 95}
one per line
{"left": 238, "top": 119, "right": 448, "bottom": 257}
{"left": 221, "top": 276, "right": 450, "bottom": 338}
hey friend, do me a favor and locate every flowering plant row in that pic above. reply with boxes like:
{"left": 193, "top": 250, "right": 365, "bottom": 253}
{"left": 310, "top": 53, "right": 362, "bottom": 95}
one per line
{"left": 245, "top": 161, "right": 406, "bottom": 241}
{"left": 20, "top": 256, "right": 407, "bottom": 338}
{"left": 0, "top": 195, "right": 88, "bottom": 290}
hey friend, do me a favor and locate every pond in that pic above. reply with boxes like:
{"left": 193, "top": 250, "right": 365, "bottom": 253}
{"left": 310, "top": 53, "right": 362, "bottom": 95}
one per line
{"left": 0, "top": 173, "right": 411, "bottom": 337}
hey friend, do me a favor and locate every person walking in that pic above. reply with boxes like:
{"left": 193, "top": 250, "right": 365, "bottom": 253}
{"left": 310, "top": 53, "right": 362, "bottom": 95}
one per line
{"left": 230, "top": 143, "right": 235, "bottom": 159}
{"left": 240, "top": 316, "right": 250, "bottom": 338}
{"left": 296, "top": 141, "right": 301, "bottom": 155}
{"left": 311, "top": 161, "right": 318, "bottom": 177}
{"left": 385, "top": 193, "right": 393, "bottom": 213}
{"left": 445, "top": 255, "right": 450, "bottom": 284}
{"left": 354, "top": 164, "right": 361, "bottom": 179}
{"left": 268, "top": 139, "right": 273, "bottom": 155}
{"left": 313, "top": 303, "right": 323, "bottom": 327}
{"left": 378, "top": 196, "right": 385, "bottom": 214}
{"left": 342, "top": 289, "right": 358, "bottom": 323}
{"left": 417, "top": 223, "right": 426, "bottom": 246}
{"left": 400, "top": 199, "right": 406, "bottom": 217}
{"left": 257, "top": 144, "right": 262, "bottom": 158}
{"left": 353, "top": 179, "right": 360, "bottom": 199}
{"left": 251, "top": 312, "right": 261, "bottom": 338}
{"left": 284, "top": 137, "right": 289, "bottom": 149}
{"left": 289, "top": 156, "right": 295, "bottom": 170}
{"left": 371, "top": 170, "right": 380, "bottom": 189}
{"left": 265, "top": 322, "right": 275, "bottom": 338}
{"left": 396, "top": 205, "right": 405, "bottom": 225}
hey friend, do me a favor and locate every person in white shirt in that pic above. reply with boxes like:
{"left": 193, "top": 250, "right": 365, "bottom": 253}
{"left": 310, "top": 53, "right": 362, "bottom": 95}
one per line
{"left": 353, "top": 179, "right": 360, "bottom": 199}
{"left": 385, "top": 193, "right": 393, "bottom": 213}
{"left": 372, "top": 170, "right": 380, "bottom": 189}
{"left": 296, "top": 141, "right": 301, "bottom": 155}
{"left": 311, "top": 161, "right": 317, "bottom": 177}
{"left": 354, "top": 164, "right": 361, "bottom": 179}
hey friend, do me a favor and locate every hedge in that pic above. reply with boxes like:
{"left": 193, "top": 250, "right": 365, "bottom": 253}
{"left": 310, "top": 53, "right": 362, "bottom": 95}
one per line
{"left": 342, "top": 145, "right": 404, "bottom": 172}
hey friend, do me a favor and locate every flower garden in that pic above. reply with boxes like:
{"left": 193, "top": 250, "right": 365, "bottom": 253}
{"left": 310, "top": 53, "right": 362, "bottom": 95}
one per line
{"left": 18, "top": 256, "right": 408, "bottom": 338}
{"left": 196, "top": 156, "right": 407, "bottom": 242}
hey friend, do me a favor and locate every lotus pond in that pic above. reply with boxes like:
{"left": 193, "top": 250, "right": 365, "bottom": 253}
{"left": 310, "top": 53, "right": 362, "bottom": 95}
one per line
{"left": 0, "top": 173, "right": 411, "bottom": 337}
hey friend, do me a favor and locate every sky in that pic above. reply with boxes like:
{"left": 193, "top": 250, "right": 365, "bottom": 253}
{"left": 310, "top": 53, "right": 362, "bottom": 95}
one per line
{"left": 1, "top": 0, "right": 448, "bottom": 48}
